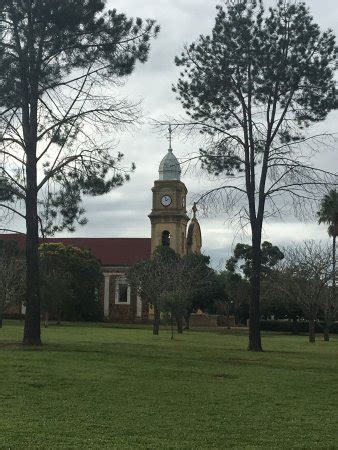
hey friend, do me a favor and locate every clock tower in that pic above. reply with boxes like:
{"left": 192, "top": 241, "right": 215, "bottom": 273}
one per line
{"left": 148, "top": 138, "right": 190, "bottom": 256}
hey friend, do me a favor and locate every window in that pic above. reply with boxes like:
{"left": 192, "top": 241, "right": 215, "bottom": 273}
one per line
{"left": 115, "top": 279, "right": 131, "bottom": 305}
{"left": 162, "top": 230, "right": 170, "bottom": 247}
{"left": 118, "top": 283, "right": 128, "bottom": 303}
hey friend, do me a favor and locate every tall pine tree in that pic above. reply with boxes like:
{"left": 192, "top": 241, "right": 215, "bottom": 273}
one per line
{"left": 173, "top": 0, "right": 336, "bottom": 350}
{"left": 0, "top": 0, "right": 159, "bottom": 345}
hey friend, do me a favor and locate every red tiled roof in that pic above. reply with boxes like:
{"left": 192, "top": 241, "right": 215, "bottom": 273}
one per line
{"left": 0, "top": 234, "right": 151, "bottom": 266}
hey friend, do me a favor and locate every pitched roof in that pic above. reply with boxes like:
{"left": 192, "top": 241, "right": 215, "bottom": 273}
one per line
{"left": 0, "top": 234, "right": 151, "bottom": 266}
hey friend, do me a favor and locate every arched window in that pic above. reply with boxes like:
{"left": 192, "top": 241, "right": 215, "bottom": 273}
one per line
{"left": 162, "top": 230, "right": 170, "bottom": 247}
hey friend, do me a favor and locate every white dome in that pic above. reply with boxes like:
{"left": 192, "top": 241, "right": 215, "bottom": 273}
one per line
{"left": 158, "top": 148, "right": 181, "bottom": 180}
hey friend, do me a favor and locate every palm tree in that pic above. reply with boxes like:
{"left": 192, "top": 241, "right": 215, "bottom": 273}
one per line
{"left": 317, "top": 189, "right": 338, "bottom": 341}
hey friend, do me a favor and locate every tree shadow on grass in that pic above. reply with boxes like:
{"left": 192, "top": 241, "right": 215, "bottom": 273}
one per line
{"left": 0, "top": 343, "right": 22, "bottom": 349}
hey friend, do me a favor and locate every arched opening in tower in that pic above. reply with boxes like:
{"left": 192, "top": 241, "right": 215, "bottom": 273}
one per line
{"left": 162, "top": 230, "right": 170, "bottom": 247}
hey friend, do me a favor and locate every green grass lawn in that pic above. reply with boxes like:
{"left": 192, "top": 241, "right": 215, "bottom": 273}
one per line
{"left": 0, "top": 322, "right": 337, "bottom": 449}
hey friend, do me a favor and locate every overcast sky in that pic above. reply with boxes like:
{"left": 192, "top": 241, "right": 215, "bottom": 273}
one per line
{"left": 31, "top": 1, "right": 338, "bottom": 266}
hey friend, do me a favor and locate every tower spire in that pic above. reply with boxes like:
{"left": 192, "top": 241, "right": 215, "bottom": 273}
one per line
{"left": 168, "top": 123, "right": 173, "bottom": 152}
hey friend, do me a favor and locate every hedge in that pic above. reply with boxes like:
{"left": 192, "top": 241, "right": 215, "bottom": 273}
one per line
{"left": 260, "top": 320, "right": 338, "bottom": 334}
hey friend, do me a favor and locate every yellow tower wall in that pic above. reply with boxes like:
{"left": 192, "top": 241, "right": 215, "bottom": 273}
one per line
{"left": 149, "top": 179, "right": 189, "bottom": 257}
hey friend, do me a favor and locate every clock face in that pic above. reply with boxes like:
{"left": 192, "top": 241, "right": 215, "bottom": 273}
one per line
{"left": 161, "top": 195, "right": 172, "bottom": 207}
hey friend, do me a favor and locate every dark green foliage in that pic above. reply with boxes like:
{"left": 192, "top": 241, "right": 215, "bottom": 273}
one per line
{"left": 260, "top": 320, "right": 338, "bottom": 334}
{"left": 186, "top": 270, "right": 223, "bottom": 315}
{"left": 216, "top": 270, "right": 250, "bottom": 324}
{"left": 175, "top": 1, "right": 335, "bottom": 145}
{"left": 180, "top": 252, "right": 218, "bottom": 311}
{"left": 154, "top": 245, "right": 179, "bottom": 263}
{"left": 226, "top": 241, "right": 284, "bottom": 278}
{"left": 0, "top": 0, "right": 159, "bottom": 106}
{"left": 0, "top": 240, "right": 25, "bottom": 324}
{"left": 0, "top": 176, "right": 15, "bottom": 202}
{"left": 317, "top": 189, "right": 338, "bottom": 236}
{"left": 40, "top": 243, "right": 102, "bottom": 321}
{"left": 40, "top": 247, "right": 74, "bottom": 323}
{"left": 0, "top": 239, "right": 21, "bottom": 258}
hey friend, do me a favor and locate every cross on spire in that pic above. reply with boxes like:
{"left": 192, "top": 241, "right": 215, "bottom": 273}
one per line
{"left": 168, "top": 123, "right": 173, "bottom": 151}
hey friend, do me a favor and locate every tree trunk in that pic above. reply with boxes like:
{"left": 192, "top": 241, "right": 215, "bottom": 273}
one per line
{"left": 308, "top": 319, "right": 316, "bottom": 343}
{"left": 323, "top": 234, "right": 336, "bottom": 342}
{"left": 176, "top": 314, "right": 183, "bottom": 334}
{"left": 248, "top": 229, "right": 263, "bottom": 352}
{"left": 0, "top": 309, "right": 3, "bottom": 328}
{"left": 152, "top": 306, "right": 160, "bottom": 335}
{"left": 171, "top": 314, "right": 174, "bottom": 340}
{"left": 332, "top": 233, "right": 336, "bottom": 314}
{"left": 23, "top": 148, "right": 41, "bottom": 346}
{"left": 184, "top": 312, "right": 190, "bottom": 330}
{"left": 44, "top": 311, "right": 49, "bottom": 328}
